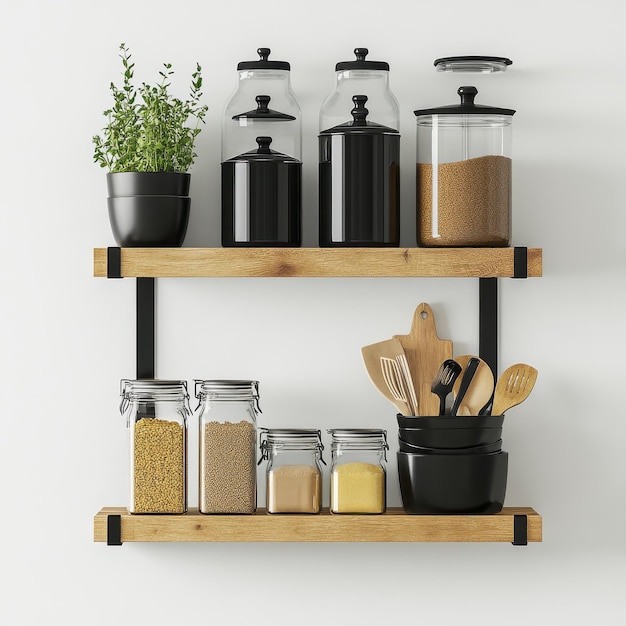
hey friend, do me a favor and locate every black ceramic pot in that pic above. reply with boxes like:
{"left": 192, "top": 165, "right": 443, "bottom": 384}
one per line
{"left": 106, "top": 172, "right": 191, "bottom": 247}
{"left": 108, "top": 196, "right": 190, "bottom": 247}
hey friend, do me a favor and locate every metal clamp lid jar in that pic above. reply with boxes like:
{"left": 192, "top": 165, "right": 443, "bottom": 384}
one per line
{"left": 119, "top": 379, "right": 190, "bottom": 515}
{"left": 414, "top": 86, "right": 515, "bottom": 247}
{"left": 195, "top": 380, "right": 260, "bottom": 514}
{"left": 223, "top": 48, "right": 301, "bottom": 161}
{"left": 259, "top": 428, "right": 325, "bottom": 514}
{"left": 319, "top": 95, "right": 400, "bottom": 247}
{"left": 328, "top": 428, "right": 388, "bottom": 514}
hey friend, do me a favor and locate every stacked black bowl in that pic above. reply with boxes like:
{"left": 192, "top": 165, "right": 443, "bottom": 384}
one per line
{"left": 397, "top": 414, "right": 508, "bottom": 514}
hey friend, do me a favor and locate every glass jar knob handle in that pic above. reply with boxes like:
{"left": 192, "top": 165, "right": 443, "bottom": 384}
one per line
{"left": 257, "top": 48, "right": 271, "bottom": 61}
{"left": 255, "top": 95, "right": 271, "bottom": 113}
{"left": 458, "top": 85, "right": 478, "bottom": 106}
{"left": 351, "top": 95, "right": 369, "bottom": 126}
{"left": 354, "top": 48, "right": 368, "bottom": 61}
{"left": 256, "top": 136, "right": 273, "bottom": 154}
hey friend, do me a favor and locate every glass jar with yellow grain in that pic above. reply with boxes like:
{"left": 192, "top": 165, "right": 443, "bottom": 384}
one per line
{"left": 328, "top": 428, "right": 388, "bottom": 514}
{"left": 120, "top": 379, "right": 190, "bottom": 515}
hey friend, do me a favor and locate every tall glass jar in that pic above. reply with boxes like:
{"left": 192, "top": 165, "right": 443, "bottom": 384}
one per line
{"left": 328, "top": 429, "right": 388, "bottom": 514}
{"left": 194, "top": 380, "right": 260, "bottom": 514}
{"left": 222, "top": 48, "right": 301, "bottom": 161}
{"left": 259, "top": 429, "right": 324, "bottom": 514}
{"left": 120, "top": 379, "right": 190, "bottom": 515}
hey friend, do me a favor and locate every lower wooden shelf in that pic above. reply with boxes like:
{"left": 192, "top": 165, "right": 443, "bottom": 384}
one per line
{"left": 94, "top": 506, "right": 541, "bottom": 544}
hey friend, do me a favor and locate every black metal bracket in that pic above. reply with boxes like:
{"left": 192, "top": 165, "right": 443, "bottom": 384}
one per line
{"left": 512, "top": 514, "right": 528, "bottom": 545}
{"left": 107, "top": 247, "right": 122, "bottom": 279}
{"left": 107, "top": 514, "right": 123, "bottom": 545}
{"left": 479, "top": 277, "right": 498, "bottom": 376}
{"left": 136, "top": 278, "right": 155, "bottom": 379}
{"left": 513, "top": 246, "right": 528, "bottom": 279}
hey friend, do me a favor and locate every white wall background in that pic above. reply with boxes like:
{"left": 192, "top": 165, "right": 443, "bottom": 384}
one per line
{"left": 1, "top": 0, "right": 625, "bottom": 623}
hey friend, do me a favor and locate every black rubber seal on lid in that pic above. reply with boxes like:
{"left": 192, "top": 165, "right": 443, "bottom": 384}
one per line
{"left": 232, "top": 95, "right": 296, "bottom": 121}
{"left": 237, "top": 48, "right": 290, "bottom": 71}
{"left": 413, "top": 86, "right": 515, "bottom": 117}
{"left": 335, "top": 48, "right": 389, "bottom": 71}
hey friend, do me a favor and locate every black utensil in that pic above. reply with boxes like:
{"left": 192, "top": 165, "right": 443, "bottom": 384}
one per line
{"left": 450, "top": 357, "right": 480, "bottom": 416}
{"left": 431, "top": 359, "right": 462, "bottom": 415}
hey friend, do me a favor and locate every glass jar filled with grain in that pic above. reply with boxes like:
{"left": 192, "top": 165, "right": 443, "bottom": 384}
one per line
{"left": 120, "top": 379, "right": 190, "bottom": 515}
{"left": 194, "top": 380, "right": 260, "bottom": 514}
{"left": 328, "top": 429, "right": 388, "bottom": 514}
{"left": 414, "top": 86, "right": 515, "bottom": 247}
{"left": 260, "top": 429, "right": 325, "bottom": 514}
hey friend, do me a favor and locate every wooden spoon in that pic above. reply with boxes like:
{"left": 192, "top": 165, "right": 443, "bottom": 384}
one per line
{"left": 361, "top": 338, "right": 411, "bottom": 415}
{"left": 451, "top": 355, "right": 495, "bottom": 416}
{"left": 492, "top": 364, "right": 538, "bottom": 415}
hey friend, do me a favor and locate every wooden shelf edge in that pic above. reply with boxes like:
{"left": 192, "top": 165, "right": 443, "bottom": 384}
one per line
{"left": 93, "top": 247, "right": 542, "bottom": 279}
{"left": 94, "top": 506, "right": 542, "bottom": 543}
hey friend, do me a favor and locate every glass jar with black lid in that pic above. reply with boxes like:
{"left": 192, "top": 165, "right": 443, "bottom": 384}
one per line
{"left": 119, "top": 379, "right": 190, "bottom": 515}
{"left": 319, "top": 95, "right": 399, "bottom": 247}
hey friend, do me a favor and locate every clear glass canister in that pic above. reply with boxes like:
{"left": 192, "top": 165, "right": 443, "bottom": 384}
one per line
{"left": 414, "top": 86, "right": 515, "bottom": 247}
{"left": 328, "top": 429, "right": 388, "bottom": 514}
{"left": 120, "top": 379, "right": 190, "bottom": 515}
{"left": 222, "top": 48, "right": 301, "bottom": 161}
{"left": 320, "top": 48, "right": 399, "bottom": 132}
{"left": 195, "top": 380, "right": 260, "bottom": 514}
{"left": 259, "top": 429, "right": 324, "bottom": 514}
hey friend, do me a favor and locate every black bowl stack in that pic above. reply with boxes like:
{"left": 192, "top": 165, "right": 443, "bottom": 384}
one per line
{"left": 397, "top": 414, "right": 508, "bottom": 514}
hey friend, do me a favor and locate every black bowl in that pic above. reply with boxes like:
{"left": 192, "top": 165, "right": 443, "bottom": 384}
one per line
{"left": 397, "top": 437, "right": 502, "bottom": 455}
{"left": 398, "top": 426, "right": 502, "bottom": 449}
{"left": 397, "top": 450, "right": 508, "bottom": 514}
{"left": 397, "top": 414, "right": 505, "bottom": 429}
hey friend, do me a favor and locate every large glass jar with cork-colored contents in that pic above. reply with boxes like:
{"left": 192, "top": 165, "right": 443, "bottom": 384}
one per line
{"left": 120, "top": 379, "right": 190, "bottom": 515}
{"left": 328, "top": 428, "right": 388, "bottom": 514}
{"left": 259, "top": 429, "right": 324, "bottom": 514}
{"left": 414, "top": 86, "right": 515, "bottom": 247}
{"left": 195, "top": 380, "right": 260, "bottom": 514}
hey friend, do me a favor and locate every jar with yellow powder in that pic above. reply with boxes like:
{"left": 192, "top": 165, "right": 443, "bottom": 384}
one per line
{"left": 328, "top": 429, "right": 388, "bottom": 514}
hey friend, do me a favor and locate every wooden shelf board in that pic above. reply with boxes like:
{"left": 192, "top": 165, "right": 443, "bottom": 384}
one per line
{"left": 94, "top": 506, "right": 541, "bottom": 543}
{"left": 93, "top": 247, "right": 542, "bottom": 279}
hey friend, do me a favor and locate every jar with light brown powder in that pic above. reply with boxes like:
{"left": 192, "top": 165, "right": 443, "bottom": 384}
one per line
{"left": 260, "top": 429, "right": 325, "bottom": 514}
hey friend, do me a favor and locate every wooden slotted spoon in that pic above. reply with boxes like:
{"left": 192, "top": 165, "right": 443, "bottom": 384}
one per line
{"left": 492, "top": 364, "right": 538, "bottom": 416}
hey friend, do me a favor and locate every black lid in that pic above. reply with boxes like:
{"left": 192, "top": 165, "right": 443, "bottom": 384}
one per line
{"left": 237, "top": 48, "right": 290, "bottom": 71}
{"left": 321, "top": 95, "right": 399, "bottom": 135}
{"left": 335, "top": 48, "right": 389, "bottom": 72}
{"left": 232, "top": 95, "right": 296, "bottom": 121}
{"left": 434, "top": 55, "right": 512, "bottom": 72}
{"left": 413, "top": 86, "right": 515, "bottom": 117}
{"left": 225, "top": 136, "right": 301, "bottom": 163}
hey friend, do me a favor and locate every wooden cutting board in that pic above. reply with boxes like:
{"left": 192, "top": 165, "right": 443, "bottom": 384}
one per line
{"left": 361, "top": 337, "right": 410, "bottom": 415}
{"left": 393, "top": 303, "right": 453, "bottom": 416}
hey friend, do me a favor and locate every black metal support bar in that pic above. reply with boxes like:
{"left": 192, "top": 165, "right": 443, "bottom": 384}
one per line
{"left": 106, "top": 247, "right": 122, "bottom": 279}
{"left": 513, "top": 246, "right": 528, "bottom": 279}
{"left": 136, "top": 278, "right": 155, "bottom": 379}
{"left": 479, "top": 278, "right": 498, "bottom": 376}
{"left": 107, "top": 514, "right": 123, "bottom": 545}
{"left": 512, "top": 514, "right": 528, "bottom": 546}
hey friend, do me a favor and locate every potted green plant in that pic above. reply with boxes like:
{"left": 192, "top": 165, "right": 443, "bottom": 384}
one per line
{"left": 93, "top": 43, "right": 208, "bottom": 247}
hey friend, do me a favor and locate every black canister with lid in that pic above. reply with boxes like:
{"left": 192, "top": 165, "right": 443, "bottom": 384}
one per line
{"left": 319, "top": 95, "right": 400, "bottom": 247}
{"left": 222, "top": 136, "right": 302, "bottom": 247}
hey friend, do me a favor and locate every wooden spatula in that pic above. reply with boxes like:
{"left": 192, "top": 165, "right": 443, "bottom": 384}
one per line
{"left": 492, "top": 364, "right": 538, "bottom": 415}
{"left": 361, "top": 338, "right": 411, "bottom": 415}
{"left": 451, "top": 355, "right": 495, "bottom": 416}
{"left": 393, "top": 303, "right": 453, "bottom": 416}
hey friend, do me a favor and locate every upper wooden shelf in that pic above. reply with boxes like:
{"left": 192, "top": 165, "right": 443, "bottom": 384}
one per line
{"left": 94, "top": 506, "right": 541, "bottom": 544}
{"left": 93, "top": 247, "right": 542, "bottom": 279}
